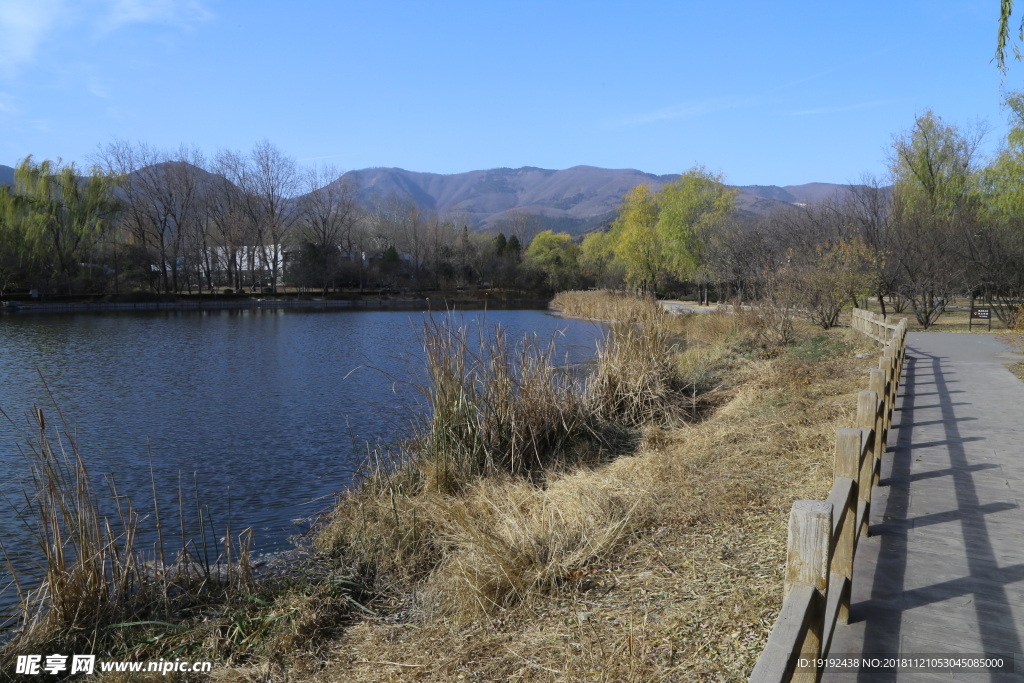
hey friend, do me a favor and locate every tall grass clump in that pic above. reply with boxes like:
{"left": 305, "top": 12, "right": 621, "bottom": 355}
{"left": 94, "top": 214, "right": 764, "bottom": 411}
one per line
{"left": 551, "top": 289, "right": 663, "bottom": 324}
{"left": 416, "top": 319, "right": 598, "bottom": 492}
{"left": 316, "top": 319, "right": 612, "bottom": 587}
{"left": 590, "top": 320, "right": 689, "bottom": 427}
{"left": 318, "top": 300, "right": 738, "bottom": 613}
{"left": 0, "top": 407, "right": 253, "bottom": 667}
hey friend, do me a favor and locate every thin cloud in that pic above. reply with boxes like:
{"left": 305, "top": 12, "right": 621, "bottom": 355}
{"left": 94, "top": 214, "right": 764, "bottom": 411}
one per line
{"left": 100, "top": 0, "right": 213, "bottom": 34}
{"left": 0, "top": 92, "right": 20, "bottom": 114}
{"left": 607, "top": 97, "right": 752, "bottom": 128}
{"left": 770, "top": 47, "right": 895, "bottom": 92}
{"left": 87, "top": 78, "right": 111, "bottom": 99}
{"left": 788, "top": 99, "right": 905, "bottom": 116}
{"left": 0, "top": 0, "right": 65, "bottom": 70}
{"left": 0, "top": 0, "right": 213, "bottom": 76}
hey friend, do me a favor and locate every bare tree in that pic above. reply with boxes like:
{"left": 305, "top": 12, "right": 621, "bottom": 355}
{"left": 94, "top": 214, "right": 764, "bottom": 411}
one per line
{"left": 96, "top": 141, "right": 207, "bottom": 293}
{"left": 293, "top": 165, "right": 360, "bottom": 294}
{"left": 231, "top": 140, "right": 298, "bottom": 293}
{"left": 205, "top": 150, "right": 252, "bottom": 290}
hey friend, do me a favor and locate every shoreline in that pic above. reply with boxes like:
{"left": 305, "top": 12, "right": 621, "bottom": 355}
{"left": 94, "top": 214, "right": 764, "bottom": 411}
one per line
{"left": 0, "top": 297, "right": 551, "bottom": 315}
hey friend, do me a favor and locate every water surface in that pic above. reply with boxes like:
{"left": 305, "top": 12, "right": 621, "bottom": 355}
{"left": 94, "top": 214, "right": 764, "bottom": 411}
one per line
{"left": 0, "top": 308, "right": 604, "bottom": 567}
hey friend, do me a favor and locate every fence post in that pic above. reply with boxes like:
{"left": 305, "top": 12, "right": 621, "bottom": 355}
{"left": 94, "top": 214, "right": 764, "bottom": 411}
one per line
{"left": 867, "top": 368, "right": 887, "bottom": 462}
{"left": 785, "top": 500, "right": 833, "bottom": 682}
{"left": 833, "top": 429, "right": 861, "bottom": 625}
{"left": 879, "top": 356, "right": 895, "bottom": 432}
{"left": 856, "top": 390, "right": 879, "bottom": 532}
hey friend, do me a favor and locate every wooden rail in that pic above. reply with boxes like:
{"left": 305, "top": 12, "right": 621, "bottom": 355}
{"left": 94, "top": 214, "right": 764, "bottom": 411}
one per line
{"left": 749, "top": 309, "right": 907, "bottom": 683}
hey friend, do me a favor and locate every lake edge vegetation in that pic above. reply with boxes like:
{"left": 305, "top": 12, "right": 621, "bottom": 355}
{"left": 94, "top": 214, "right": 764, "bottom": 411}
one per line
{"left": 1, "top": 291, "right": 885, "bottom": 682}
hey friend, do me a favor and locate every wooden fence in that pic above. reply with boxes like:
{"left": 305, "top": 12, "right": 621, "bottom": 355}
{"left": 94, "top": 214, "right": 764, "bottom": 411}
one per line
{"left": 749, "top": 309, "right": 908, "bottom": 683}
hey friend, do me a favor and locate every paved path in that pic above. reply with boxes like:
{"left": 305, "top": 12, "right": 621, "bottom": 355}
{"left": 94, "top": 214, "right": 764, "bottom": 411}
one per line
{"left": 824, "top": 333, "right": 1024, "bottom": 682}
{"left": 659, "top": 300, "right": 715, "bottom": 315}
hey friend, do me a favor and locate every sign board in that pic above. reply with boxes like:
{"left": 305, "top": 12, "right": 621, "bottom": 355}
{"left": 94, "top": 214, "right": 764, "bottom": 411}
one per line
{"left": 969, "top": 306, "right": 992, "bottom": 331}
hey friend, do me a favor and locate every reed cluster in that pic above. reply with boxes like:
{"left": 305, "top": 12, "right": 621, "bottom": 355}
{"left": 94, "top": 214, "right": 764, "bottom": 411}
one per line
{"left": 3, "top": 290, "right": 793, "bottom": 681}
{"left": 0, "top": 408, "right": 257, "bottom": 672}
{"left": 316, "top": 295, "right": 741, "bottom": 621}
{"left": 549, "top": 289, "right": 664, "bottom": 324}
{"left": 415, "top": 320, "right": 597, "bottom": 492}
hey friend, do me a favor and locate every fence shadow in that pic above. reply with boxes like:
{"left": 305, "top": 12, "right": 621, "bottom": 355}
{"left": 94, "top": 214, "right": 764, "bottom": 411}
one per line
{"left": 852, "top": 346, "right": 1023, "bottom": 683}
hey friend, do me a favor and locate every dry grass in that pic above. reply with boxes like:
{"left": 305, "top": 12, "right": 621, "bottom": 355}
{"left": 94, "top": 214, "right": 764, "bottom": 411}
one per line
{"left": 3, "top": 292, "right": 881, "bottom": 682}
{"left": 550, "top": 290, "right": 663, "bottom": 324}
{"left": 589, "top": 308, "right": 689, "bottom": 427}
{"left": 0, "top": 407, "right": 259, "bottom": 671}
{"left": 997, "top": 304, "right": 1024, "bottom": 349}
{"left": 204, "top": 301, "right": 875, "bottom": 682}
{"left": 414, "top": 319, "right": 602, "bottom": 492}
{"left": 0, "top": 409, "right": 360, "bottom": 682}
{"left": 206, "top": 326, "right": 874, "bottom": 683}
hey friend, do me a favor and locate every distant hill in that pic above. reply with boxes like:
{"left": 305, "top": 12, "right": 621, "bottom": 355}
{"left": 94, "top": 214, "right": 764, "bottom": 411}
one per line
{"left": 0, "top": 160, "right": 857, "bottom": 234}
{"left": 342, "top": 166, "right": 854, "bottom": 234}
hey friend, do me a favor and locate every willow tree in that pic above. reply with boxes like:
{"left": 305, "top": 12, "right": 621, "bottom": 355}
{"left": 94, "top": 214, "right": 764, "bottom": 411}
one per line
{"left": 656, "top": 166, "right": 735, "bottom": 304}
{"left": 887, "top": 111, "right": 982, "bottom": 327}
{"left": 1, "top": 157, "right": 122, "bottom": 295}
{"left": 524, "top": 230, "right": 580, "bottom": 292}
{"left": 978, "top": 91, "right": 1024, "bottom": 324}
{"left": 0, "top": 187, "right": 33, "bottom": 298}
{"left": 613, "top": 184, "right": 663, "bottom": 294}
{"left": 580, "top": 229, "right": 621, "bottom": 287}
{"left": 998, "top": 0, "right": 1022, "bottom": 71}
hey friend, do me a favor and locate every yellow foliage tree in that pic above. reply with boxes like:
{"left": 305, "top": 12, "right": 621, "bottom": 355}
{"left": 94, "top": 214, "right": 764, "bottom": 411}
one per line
{"left": 613, "top": 185, "right": 662, "bottom": 293}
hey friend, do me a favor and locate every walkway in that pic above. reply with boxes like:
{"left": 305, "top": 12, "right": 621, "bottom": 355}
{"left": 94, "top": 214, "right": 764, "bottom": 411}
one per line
{"left": 824, "top": 333, "right": 1024, "bottom": 682}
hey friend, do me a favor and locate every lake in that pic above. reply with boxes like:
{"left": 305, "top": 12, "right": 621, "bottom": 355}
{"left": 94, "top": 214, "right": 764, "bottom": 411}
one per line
{"left": 0, "top": 307, "right": 605, "bottom": 584}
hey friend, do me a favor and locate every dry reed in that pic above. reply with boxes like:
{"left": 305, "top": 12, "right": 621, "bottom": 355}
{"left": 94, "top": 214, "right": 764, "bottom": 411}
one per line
{"left": 550, "top": 290, "right": 663, "bottom": 324}
{"left": 213, "top": 315, "right": 875, "bottom": 683}
{"left": 415, "top": 319, "right": 599, "bottom": 492}
{"left": 3, "top": 291, "right": 857, "bottom": 681}
{"left": 0, "top": 406, "right": 258, "bottom": 675}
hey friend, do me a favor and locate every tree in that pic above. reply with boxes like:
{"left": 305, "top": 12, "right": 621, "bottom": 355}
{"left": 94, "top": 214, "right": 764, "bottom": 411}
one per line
{"left": 2, "top": 157, "right": 122, "bottom": 295}
{"left": 655, "top": 167, "right": 735, "bottom": 298}
{"left": 0, "top": 185, "right": 35, "bottom": 298}
{"left": 293, "top": 165, "right": 360, "bottom": 294}
{"left": 241, "top": 140, "right": 299, "bottom": 294}
{"left": 580, "top": 230, "right": 620, "bottom": 287}
{"left": 494, "top": 209, "right": 543, "bottom": 247}
{"left": 977, "top": 91, "right": 1024, "bottom": 323}
{"left": 612, "top": 184, "right": 662, "bottom": 293}
{"left": 524, "top": 230, "right": 580, "bottom": 292}
{"left": 205, "top": 149, "right": 252, "bottom": 290}
{"left": 95, "top": 141, "right": 208, "bottom": 294}
{"left": 998, "top": 0, "right": 1023, "bottom": 71}
{"left": 887, "top": 111, "right": 983, "bottom": 327}
{"left": 786, "top": 238, "right": 877, "bottom": 329}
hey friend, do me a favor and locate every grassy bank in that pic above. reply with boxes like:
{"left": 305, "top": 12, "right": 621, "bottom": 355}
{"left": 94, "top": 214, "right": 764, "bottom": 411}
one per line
{"left": 1, "top": 291, "right": 882, "bottom": 681}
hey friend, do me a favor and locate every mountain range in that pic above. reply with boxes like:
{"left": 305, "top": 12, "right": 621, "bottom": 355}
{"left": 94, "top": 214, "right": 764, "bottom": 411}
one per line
{"left": 0, "top": 163, "right": 851, "bottom": 235}
{"left": 340, "top": 166, "right": 852, "bottom": 234}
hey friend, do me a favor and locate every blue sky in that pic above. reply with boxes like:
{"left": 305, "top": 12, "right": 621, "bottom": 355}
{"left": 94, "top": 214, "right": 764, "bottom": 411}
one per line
{"left": 0, "top": 0, "right": 1017, "bottom": 185}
